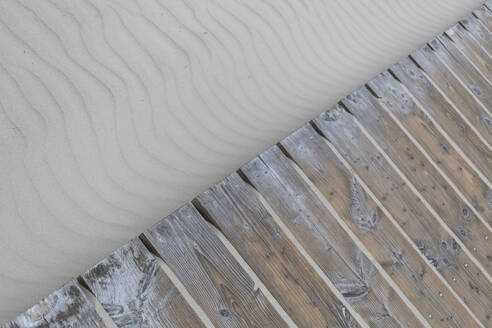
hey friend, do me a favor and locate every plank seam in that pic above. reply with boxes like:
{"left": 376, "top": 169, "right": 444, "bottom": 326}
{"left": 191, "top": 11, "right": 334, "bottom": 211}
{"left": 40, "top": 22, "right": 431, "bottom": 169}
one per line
{"left": 138, "top": 234, "right": 216, "bottom": 328}
{"left": 77, "top": 282, "right": 119, "bottom": 328}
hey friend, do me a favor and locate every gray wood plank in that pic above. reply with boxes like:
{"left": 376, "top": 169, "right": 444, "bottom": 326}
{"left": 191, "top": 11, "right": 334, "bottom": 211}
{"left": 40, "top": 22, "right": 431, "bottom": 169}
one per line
{"left": 433, "top": 33, "right": 492, "bottom": 113}
{"left": 282, "top": 123, "right": 481, "bottom": 328}
{"left": 242, "top": 146, "right": 419, "bottom": 328}
{"left": 81, "top": 238, "right": 204, "bottom": 328}
{"left": 408, "top": 46, "right": 492, "bottom": 175}
{"left": 5, "top": 282, "right": 106, "bottom": 328}
{"left": 144, "top": 203, "right": 288, "bottom": 328}
{"left": 196, "top": 173, "right": 359, "bottom": 328}
{"left": 345, "top": 80, "right": 491, "bottom": 272}
{"left": 446, "top": 23, "right": 492, "bottom": 79}
{"left": 462, "top": 12, "right": 492, "bottom": 55}
{"left": 368, "top": 66, "right": 492, "bottom": 229}
{"left": 483, "top": 2, "right": 492, "bottom": 28}
{"left": 342, "top": 84, "right": 492, "bottom": 323}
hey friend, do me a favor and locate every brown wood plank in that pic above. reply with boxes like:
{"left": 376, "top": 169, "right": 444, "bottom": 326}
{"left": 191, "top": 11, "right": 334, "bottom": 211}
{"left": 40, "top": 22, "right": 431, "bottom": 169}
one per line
{"left": 282, "top": 123, "right": 481, "bottom": 328}
{"left": 242, "top": 146, "right": 419, "bottom": 327}
{"left": 81, "top": 238, "right": 204, "bottom": 328}
{"left": 144, "top": 203, "right": 288, "bottom": 328}
{"left": 343, "top": 82, "right": 491, "bottom": 272}
{"left": 196, "top": 173, "right": 359, "bottom": 328}
{"left": 407, "top": 46, "right": 492, "bottom": 175}
{"left": 462, "top": 12, "right": 492, "bottom": 55}
{"left": 5, "top": 282, "right": 106, "bottom": 328}
{"left": 341, "top": 85, "right": 492, "bottom": 323}
{"left": 446, "top": 23, "right": 492, "bottom": 79}
{"left": 368, "top": 68, "right": 492, "bottom": 229}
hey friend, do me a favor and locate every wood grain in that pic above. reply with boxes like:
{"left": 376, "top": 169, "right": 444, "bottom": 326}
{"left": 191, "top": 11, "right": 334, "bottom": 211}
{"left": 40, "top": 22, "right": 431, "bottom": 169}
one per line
{"left": 345, "top": 81, "right": 491, "bottom": 273}
{"left": 461, "top": 13, "right": 492, "bottom": 59}
{"left": 282, "top": 123, "right": 480, "bottom": 328}
{"left": 144, "top": 203, "right": 287, "bottom": 328}
{"left": 196, "top": 173, "right": 359, "bottom": 327}
{"left": 478, "top": 2, "right": 492, "bottom": 30}
{"left": 408, "top": 46, "right": 492, "bottom": 175}
{"left": 81, "top": 238, "right": 204, "bottom": 328}
{"left": 371, "top": 64, "right": 492, "bottom": 229}
{"left": 446, "top": 23, "right": 492, "bottom": 79}
{"left": 340, "top": 85, "right": 492, "bottom": 324}
{"left": 242, "top": 146, "right": 418, "bottom": 328}
{"left": 4, "top": 282, "right": 106, "bottom": 328}
{"left": 432, "top": 33, "right": 492, "bottom": 118}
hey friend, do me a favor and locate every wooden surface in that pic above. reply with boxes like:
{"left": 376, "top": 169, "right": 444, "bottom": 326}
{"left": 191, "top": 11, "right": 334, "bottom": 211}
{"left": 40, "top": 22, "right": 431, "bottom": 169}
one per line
{"left": 81, "top": 238, "right": 204, "bottom": 328}
{"left": 5, "top": 2, "right": 492, "bottom": 327}
{"left": 144, "top": 204, "right": 287, "bottom": 328}
{"left": 196, "top": 173, "right": 358, "bottom": 328}
{"left": 242, "top": 147, "right": 418, "bottom": 328}
{"left": 5, "top": 282, "right": 106, "bottom": 328}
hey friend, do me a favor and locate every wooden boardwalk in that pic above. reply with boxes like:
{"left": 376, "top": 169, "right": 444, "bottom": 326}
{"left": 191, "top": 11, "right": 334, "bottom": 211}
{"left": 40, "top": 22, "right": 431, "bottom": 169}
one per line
{"left": 5, "top": 2, "right": 492, "bottom": 328}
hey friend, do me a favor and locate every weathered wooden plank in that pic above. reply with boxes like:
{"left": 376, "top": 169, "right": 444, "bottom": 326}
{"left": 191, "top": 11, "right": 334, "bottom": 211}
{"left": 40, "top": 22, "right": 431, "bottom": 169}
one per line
{"left": 81, "top": 238, "right": 204, "bottom": 328}
{"left": 408, "top": 46, "right": 492, "bottom": 175}
{"left": 368, "top": 68, "right": 492, "bottom": 229}
{"left": 196, "top": 173, "right": 359, "bottom": 328}
{"left": 462, "top": 12, "right": 492, "bottom": 55}
{"left": 242, "top": 146, "right": 419, "bottom": 327}
{"left": 344, "top": 82, "right": 491, "bottom": 272}
{"left": 5, "top": 282, "right": 106, "bottom": 328}
{"left": 340, "top": 85, "right": 492, "bottom": 323}
{"left": 144, "top": 203, "right": 288, "bottom": 328}
{"left": 482, "top": 0, "right": 492, "bottom": 32}
{"left": 433, "top": 33, "right": 492, "bottom": 107}
{"left": 446, "top": 23, "right": 492, "bottom": 79}
{"left": 282, "top": 123, "right": 481, "bottom": 328}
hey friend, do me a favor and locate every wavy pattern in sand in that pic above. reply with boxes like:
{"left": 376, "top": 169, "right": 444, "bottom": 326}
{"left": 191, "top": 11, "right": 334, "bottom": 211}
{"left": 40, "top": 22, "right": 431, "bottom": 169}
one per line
{"left": 0, "top": 0, "right": 483, "bottom": 322}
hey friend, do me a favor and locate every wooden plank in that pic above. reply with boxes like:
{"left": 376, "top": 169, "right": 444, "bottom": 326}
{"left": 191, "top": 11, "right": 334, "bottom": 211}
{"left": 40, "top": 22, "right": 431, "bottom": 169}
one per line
{"left": 81, "top": 238, "right": 204, "bottom": 328}
{"left": 343, "top": 82, "right": 491, "bottom": 272}
{"left": 446, "top": 23, "right": 492, "bottom": 79}
{"left": 368, "top": 68, "right": 492, "bottom": 229}
{"left": 475, "top": 4, "right": 492, "bottom": 31}
{"left": 340, "top": 85, "right": 492, "bottom": 323}
{"left": 196, "top": 173, "right": 359, "bottom": 328}
{"left": 5, "top": 282, "right": 106, "bottom": 328}
{"left": 408, "top": 46, "right": 492, "bottom": 175}
{"left": 433, "top": 33, "right": 492, "bottom": 104}
{"left": 242, "top": 146, "right": 419, "bottom": 327}
{"left": 282, "top": 123, "right": 480, "bottom": 328}
{"left": 143, "top": 203, "right": 288, "bottom": 328}
{"left": 462, "top": 12, "right": 492, "bottom": 55}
